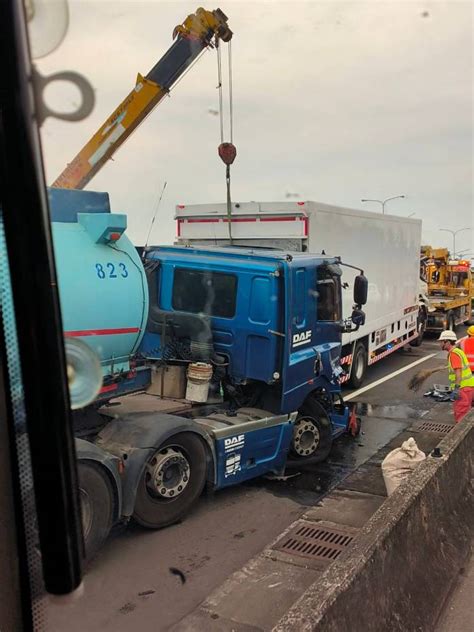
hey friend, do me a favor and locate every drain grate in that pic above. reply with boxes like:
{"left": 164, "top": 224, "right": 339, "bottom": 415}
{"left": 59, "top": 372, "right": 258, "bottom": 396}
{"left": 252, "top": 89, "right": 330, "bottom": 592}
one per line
{"left": 414, "top": 421, "right": 454, "bottom": 434}
{"left": 272, "top": 521, "right": 355, "bottom": 563}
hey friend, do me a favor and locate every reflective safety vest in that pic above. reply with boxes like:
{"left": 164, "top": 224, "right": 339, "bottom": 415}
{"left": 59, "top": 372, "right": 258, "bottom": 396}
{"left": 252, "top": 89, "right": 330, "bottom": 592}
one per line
{"left": 448, "top": 347, "right": 474, "bottom": 388}
{"left": 459, "top": 337, "right": 474, "bottom": 372}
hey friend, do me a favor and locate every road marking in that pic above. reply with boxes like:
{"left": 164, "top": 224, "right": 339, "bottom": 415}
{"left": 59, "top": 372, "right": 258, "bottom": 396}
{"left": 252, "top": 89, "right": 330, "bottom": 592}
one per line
{"left": 344, "top": 353, "right": 438, "bottom": 401}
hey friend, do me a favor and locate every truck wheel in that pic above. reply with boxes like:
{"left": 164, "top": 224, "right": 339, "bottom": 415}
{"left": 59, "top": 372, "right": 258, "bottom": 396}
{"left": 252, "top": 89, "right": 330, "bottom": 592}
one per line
{"left": 286, "top": 398, "right": 332, "bottom": 467}
{"left": 410, "top": 311, "right": 426, "bottom": 347}
{"left": 78, "top": 462, "right": 114, "bottom": 562}
{"left": 133, "top": 433, "right": 207, "bottom": 529}
{"left": 348, "top": 342, "right": 367, "bottom": 389}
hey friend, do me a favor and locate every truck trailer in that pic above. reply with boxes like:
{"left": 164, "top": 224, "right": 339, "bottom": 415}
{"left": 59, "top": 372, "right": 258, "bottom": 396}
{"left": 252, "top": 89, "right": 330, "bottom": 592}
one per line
{"left": 175, "top": 200, "right": 426, "bottom": 387}
{"left": 49, "top": 188, "right": 367, "bottom": 560}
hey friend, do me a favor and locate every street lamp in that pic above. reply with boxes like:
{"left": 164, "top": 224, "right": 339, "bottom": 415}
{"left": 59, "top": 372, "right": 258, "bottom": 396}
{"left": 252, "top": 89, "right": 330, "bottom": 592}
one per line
{"left": 360, "top": 195, "right": 406, "bottom": 214}
{"left": 439, "top": 227, "right": 471, "bottom": 258}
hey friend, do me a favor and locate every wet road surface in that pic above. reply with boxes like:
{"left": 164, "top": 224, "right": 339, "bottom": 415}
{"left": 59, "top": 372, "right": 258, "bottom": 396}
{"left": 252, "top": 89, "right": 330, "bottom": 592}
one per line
{"left": 46, "top": 335, "right": 452, "bottom": 631}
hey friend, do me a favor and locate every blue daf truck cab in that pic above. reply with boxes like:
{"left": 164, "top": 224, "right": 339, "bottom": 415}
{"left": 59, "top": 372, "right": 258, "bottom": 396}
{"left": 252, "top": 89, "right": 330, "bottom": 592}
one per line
{"left": 48, "top": 188, "right": 367, "bottom": 559}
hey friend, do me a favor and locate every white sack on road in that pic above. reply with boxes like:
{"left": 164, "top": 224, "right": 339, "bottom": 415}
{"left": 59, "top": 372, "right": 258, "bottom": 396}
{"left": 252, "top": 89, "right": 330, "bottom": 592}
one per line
{"left": 381, "top": 437, "right": 426, "bottom": 496}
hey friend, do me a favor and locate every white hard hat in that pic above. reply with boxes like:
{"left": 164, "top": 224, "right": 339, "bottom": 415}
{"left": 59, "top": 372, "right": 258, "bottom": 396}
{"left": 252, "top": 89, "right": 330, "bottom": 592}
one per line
{"left": 438, "top": 330, "right": 457, "bottom": 342}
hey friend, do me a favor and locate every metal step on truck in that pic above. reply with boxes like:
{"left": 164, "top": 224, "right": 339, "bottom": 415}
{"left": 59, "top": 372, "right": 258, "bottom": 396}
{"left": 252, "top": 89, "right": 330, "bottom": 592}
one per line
{"left": 175, "top": 200, "right": 428, "bottom": 388}
{"left": 49, "top": 188, "right": 367, "bottom": 560}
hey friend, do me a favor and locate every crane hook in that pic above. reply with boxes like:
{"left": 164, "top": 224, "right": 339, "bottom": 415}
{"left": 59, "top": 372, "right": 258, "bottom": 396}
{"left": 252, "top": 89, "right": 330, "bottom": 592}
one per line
{"left": 218, "top": 142, "right": 237, "bottom": 165}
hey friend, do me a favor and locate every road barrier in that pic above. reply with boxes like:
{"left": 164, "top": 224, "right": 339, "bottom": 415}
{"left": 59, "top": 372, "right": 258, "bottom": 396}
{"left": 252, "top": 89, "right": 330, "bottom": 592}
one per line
{"left": 274, "top": 414, "right": 474, "bottom": 632}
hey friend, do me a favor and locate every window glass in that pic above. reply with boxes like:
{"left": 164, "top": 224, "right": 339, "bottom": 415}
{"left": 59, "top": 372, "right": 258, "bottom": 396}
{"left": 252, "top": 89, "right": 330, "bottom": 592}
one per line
{"left": 316, "top": 266, "right": 342, "bottom": 321}
{"left": 172, "top": 268, "right": 237, "bottom": 318}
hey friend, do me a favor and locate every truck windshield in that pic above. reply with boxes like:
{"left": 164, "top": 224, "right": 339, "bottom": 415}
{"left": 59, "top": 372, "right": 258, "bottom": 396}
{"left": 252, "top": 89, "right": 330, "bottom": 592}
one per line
{"left": 448, "top": 271, "right": 468, "bottom": 287}
{"left": 172, "top": 268, "right": 237, "bottom": 318}
{"left": 316, "top": 265, "right": 342, "bottom": 322}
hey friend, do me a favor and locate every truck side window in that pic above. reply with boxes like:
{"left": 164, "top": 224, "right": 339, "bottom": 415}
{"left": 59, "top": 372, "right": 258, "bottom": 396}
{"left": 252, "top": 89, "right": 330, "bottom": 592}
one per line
{"left": 316, "top": 266, "right": 342, "bottom": 321}
{"left": 172, "top": 268, "right": 237, "bottom": 318}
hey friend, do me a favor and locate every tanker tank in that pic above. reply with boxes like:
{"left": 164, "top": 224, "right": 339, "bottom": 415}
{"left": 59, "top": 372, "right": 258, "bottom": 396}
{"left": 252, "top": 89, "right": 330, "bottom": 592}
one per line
{"left": 48, "top": 188, "right": 149, "bottom": 378}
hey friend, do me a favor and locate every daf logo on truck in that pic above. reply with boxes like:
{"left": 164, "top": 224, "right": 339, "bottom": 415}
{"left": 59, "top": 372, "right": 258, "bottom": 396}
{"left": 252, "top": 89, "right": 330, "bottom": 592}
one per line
{"left": 224, "top": 435, "right": 245, "bottom": 452}
{"left": 292, "top": 330, "right": 312, "bottom": 348}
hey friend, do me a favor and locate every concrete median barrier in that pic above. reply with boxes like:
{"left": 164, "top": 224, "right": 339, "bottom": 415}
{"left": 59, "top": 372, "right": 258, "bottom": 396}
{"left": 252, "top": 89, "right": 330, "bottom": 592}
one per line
{"left": 273, "top": 414, "right": 474, "bottom": 632}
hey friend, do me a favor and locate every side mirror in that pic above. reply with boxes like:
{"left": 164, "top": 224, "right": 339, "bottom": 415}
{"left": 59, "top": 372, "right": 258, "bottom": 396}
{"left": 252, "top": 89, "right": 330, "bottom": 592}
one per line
{"left": 342, "top": 308, "right": 366, "bottom": 333}
{"left": 351, "top": 308, "right": 366, "bottom": 328}
{"left": 354, "top": 274, "right": 368, "bottom": 306}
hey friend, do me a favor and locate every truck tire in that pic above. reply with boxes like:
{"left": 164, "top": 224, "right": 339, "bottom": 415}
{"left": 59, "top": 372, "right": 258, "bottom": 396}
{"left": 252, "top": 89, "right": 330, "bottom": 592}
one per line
{"left": 348, "top": 342, "right": 367, "bottom": 389}
{"left": 78, "top": 461, "right": 114, "bottom": 562}
{"left": 133, "top": 433, "right": 207, "bottom": 529}
{"left": 410, "top": 310, "right": 426, "bottom": 347}
{"left": 286, "top": 397, "right": 333, "bottom": 467}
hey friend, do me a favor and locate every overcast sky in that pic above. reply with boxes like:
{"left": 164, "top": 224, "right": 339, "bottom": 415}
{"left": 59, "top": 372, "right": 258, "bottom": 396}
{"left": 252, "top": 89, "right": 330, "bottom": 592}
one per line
{"left": 36, "top": 0, "right": 473, "bottom": 255}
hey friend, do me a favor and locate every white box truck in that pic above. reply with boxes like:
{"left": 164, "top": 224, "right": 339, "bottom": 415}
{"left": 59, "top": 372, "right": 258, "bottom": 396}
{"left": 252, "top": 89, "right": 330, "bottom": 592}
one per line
{"left": 175, "top": 200, "right": 426, "bottom": 388}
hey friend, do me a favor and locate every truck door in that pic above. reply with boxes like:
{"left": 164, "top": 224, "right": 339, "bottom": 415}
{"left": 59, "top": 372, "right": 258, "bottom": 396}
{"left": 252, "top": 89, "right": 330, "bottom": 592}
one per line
{"left": 282, "top": 262, "right": 343, "bottom": 412}
{"left": 281, "top": 262, "right": 317, "bottom": 411}
{"left": 314, "top": 264, "right": 343, "bottom": 348}
{"left": 168, "top": 263, "right": 281, "bottom": 384}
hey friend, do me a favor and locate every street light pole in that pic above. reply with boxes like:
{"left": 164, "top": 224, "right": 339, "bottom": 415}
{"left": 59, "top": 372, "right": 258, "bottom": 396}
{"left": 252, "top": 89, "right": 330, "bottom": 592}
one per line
{"left": 439, "top": 227, "right": 471, "bottom": 258}
{"left": 361, "top": 195, "right": 406, "bottom": 214}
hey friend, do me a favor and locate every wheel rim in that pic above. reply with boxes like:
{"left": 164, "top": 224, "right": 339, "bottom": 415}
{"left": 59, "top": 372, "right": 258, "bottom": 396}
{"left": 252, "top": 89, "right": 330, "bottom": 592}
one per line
{"left": 80, "top": 488, "right": 93, "bottom": 539}
{"left": 145, "top": 447, "right": 190, "bottom": 500}
{"left": 292, "top": 417, "right": 320, "bottom": 457}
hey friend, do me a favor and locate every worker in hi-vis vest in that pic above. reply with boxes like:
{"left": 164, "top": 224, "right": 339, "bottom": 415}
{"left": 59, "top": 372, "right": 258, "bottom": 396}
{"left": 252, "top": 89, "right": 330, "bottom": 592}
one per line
{"left": 458, "top": 325, "right": 474, "bottom": 373}
{"left": 438, "top": 330, "right": 474, "bottom": 422}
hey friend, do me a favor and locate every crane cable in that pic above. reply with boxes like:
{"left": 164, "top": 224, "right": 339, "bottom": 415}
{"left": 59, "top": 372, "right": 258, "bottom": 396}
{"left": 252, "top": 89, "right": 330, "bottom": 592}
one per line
{"left": 228, "top": 41, "right": 234, "bottom": 144}
{"left": 216, "top": 40, "right": 236, "bottom": 244}
{"left": 217, "top": 42, "right": 224, "bottom": 144}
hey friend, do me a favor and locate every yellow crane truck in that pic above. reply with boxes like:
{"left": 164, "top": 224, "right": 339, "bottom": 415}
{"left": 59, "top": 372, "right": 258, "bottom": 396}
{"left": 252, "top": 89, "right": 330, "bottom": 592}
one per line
{"left": 420, "top": 246, "right": 473, "bottom": 332}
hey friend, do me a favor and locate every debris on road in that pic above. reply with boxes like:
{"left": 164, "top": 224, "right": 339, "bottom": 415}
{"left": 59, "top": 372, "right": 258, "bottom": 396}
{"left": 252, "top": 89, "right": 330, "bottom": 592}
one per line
{"left": 424, "top": 384, "right": 453, "bottom": 401}
{"left": 169, "top": 568, "right": 186, "bottom": 584}
{"left": 264, "top": 472, "right": 302, "bottom": 482}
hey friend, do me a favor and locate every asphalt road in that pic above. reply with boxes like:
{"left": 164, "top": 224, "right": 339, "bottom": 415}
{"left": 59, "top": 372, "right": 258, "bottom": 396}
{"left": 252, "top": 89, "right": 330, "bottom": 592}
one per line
{"left": 45, "top": 332, "right": 457, "bottom": 631}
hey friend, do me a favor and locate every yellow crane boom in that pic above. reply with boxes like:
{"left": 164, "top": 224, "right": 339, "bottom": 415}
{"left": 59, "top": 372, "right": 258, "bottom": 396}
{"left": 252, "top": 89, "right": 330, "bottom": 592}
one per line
{"left": 52, "top": 7, "right": 232, "bottom": 190}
